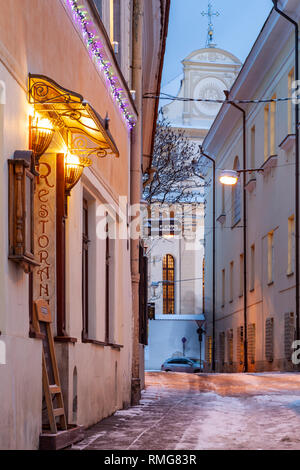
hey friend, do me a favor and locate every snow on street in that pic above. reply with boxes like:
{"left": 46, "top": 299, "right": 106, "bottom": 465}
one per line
{"left": 73, "top": 372, "right": 300, "bottom": 450}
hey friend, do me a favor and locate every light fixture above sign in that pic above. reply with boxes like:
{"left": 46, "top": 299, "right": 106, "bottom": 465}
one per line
{"left": 64, "top": 152, "right": 92, "bottom": 196}
{"left": 30, "top": 113, "right": 55, "bottom": 165}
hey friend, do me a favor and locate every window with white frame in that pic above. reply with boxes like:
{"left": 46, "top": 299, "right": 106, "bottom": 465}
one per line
{"left": 267, "top": 231, "right": 274, "bottom": 285}
{"left": 221, "top": 269, "right": 225, "bottom": 307}
{"left": 288, "top": 215, "right": 295, "bottom": 275}
{"left": 232, "top": 157, "right": 241, "bottom": 226}
{"left": 229, "top": 261, "right": 234, "bottom": 303}
{"left": 82, "top": 194, "right": 97, "bottom": 341}
{"left": 250, "top": 125, "right": 256, "bottom": 170}
{"left": 106, "top": 213, "right": 116, "bottom": 343}
{"left": 288, "top": 68, "right": 295, "bottom": 135}
{"left": 270, "top": 94, "right": 276, "bottom": 156}
{"left": 264, "top": 95, "right": 276, "bottom": 161}
{"left": 264, "top": 104, "right": 270, "bottom": 161}
{"left": 250, "top": 244, "right": 255, "bottom": 291}
{"left": 239, "top": 253, "right": 244, "bottom": 297}
{"left": 110, "top": 0, "right": 121, "bottom": 65}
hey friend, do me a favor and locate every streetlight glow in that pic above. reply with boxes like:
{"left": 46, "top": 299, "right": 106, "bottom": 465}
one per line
{"left": 219, "top": 170, "right": 239, "bottom": 186}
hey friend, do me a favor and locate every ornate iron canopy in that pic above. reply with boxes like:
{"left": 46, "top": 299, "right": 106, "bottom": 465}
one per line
{"left": 28, "top": 74, "right": 119, "bottom": 158}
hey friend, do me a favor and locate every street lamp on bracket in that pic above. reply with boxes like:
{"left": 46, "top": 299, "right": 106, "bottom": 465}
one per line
{"left": 219, "top": 168, "right": 264, "bottom": 186}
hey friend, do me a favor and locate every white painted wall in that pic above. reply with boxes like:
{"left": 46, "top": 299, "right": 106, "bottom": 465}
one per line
{"left": 203, "top": 4, "right": 300, "bottom": 371}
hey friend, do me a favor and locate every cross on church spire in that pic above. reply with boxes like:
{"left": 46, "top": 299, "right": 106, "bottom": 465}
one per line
{"left": 201, "top": 1, "right": 220, "bottom": 48}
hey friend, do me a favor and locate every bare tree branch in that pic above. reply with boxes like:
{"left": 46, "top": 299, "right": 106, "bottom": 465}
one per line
{"left": 143, "top": 115, "right": 207, "bottom": 204}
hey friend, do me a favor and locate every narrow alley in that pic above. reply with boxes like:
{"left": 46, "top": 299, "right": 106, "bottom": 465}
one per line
{"left": 72, "top": 372, "right": 300, "bottom": 451}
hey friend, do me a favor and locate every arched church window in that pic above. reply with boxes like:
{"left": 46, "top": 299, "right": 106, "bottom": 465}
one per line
{"left": 163, "top": 255, "right": 175, "bottom": 314}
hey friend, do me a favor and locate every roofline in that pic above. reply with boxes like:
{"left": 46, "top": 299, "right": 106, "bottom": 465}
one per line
{"left": 203, "top": 0, "right": 300, "bottom": 154}
{"left": 147, "top": 0, "right": 171, "bottom": 171}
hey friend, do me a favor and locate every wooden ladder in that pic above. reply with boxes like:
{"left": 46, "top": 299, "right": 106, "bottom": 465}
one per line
{"left": 34, "top": 299, "right": 67, "bottom": 434}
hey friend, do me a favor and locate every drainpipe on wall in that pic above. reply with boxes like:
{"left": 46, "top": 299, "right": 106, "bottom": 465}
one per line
{"left": 199, "top": 147, "right": 216, "bottom": 372}
{"left": 131, "top": 0, "right": 144, "bottom": 406}
{"left": 272, "top": 0, "right": 300, "bottom": 358}
{"left": 224, "top": 91, "right": 248, "bottom": 373}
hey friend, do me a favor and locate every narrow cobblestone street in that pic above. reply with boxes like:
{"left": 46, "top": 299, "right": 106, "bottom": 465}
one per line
{"left": 72, "top": 372, "right": 300, "bottom": 450}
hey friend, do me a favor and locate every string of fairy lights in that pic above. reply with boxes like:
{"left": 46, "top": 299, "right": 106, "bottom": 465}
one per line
{"left": 66, "top": 0, "right": 136, "bottom": 129}
{"left": 65, "top": 0, "right": 294, "bottom": 128}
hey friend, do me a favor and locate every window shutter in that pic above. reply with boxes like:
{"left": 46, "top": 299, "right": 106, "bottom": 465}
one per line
{"left": 219, "top": 332, "right": 225, "bottom": 366}
{"left": 227, "top": 329, "right": 233, "bottom": 365}
{"left": 237, "top": 326, "right": 244, "bottom": 365}
{"left": 284, "top": 312, "right": 295, "bottom": 361}
{"left": 247, "top": 323, "right": 256, "bottom": 364}
{"left": 206, "top": 336, "right": 212, "bottom": 365}
{"left": 265, "top": 317, "right": 274, "bottom": 362}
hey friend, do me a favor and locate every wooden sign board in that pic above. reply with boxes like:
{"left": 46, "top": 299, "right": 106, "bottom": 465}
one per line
{"left": 33, "top": 299, "right": 67, "bottom": 434}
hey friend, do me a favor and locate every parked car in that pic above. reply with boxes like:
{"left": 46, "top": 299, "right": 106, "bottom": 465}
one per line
{"left": 188, "top": 358, "right": 204, "bottom": 371}
{"left": 161, "top": 357, "right": 202, "bottom": 373}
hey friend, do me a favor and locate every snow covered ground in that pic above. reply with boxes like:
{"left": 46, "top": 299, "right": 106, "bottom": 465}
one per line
{"left": 73, "top": 372, "right": 300, "bottom": 450}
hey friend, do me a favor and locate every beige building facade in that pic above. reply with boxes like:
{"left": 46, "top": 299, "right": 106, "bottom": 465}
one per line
{"left": 0, "top": 0, "right": 169, "bottom": 450}
{"left": 203, "top": 0, "right": 300, "bottom": 373}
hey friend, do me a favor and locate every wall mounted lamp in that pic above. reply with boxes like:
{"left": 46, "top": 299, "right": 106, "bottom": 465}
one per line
{"left": 30, "top": 113, "right": 54, "bottom": 166}
{"left": 112, "top": 41, "right": 119, "bottom": 54}
{"left": 219, "top": 170, "right": 239, "bottom": 186}
{"left": 219, "top": 168, "right": 264, "bottom": 186}
{"left": 64, "top": 152, "right": 92, "bottom": 196}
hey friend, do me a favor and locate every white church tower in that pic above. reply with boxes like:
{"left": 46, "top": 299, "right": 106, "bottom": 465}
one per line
{"left": 162, "top": 2, "right": 241, "bottom": 142}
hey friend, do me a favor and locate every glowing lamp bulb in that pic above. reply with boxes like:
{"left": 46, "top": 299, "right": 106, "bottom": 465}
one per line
{"left": 219, "top": 170, "right": 239, "bottom": 186}
{"left": 65, "top": 152, "right": 81, "bottom": 167}
{"left": 64, "top": 152, "right": 92, "bottom": 196}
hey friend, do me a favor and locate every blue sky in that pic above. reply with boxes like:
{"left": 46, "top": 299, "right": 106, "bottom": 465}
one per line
{"left": 162, "top": 0, "right": 274, "bottom": 87}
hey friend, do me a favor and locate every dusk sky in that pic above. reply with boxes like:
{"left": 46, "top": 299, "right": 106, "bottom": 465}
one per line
{"left": 162, "top": 0, "right": 274, "bottom": 87}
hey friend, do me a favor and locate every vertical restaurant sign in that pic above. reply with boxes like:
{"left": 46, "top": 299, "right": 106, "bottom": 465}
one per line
{"left": 33, "top": 155, "right": 56, "bottom": 330}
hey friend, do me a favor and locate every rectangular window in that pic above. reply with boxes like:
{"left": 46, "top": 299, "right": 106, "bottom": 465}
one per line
{"left": 268, "top": 231, "right": 274, "bottom": 284}
{"left": 288, "top": 215, "right": 295, "bottom": 275}
{"left": 288, "top": 68, "right": 294, "bottom": 134}
{"left": 229, "top": 262, "right": 234, "bottom": 302}
{"left": 110, "top": 0, "right": 121, "bottom": 64}
{"left": 265, "top": 317, "right": 274, "bottom": 363}
{"left": 106, "top": 214, "right": 116, "bottom": 343}
{"left": 284, "top": 312, "right": 295, "bottom": 361}
{"left": 221, "top": 184, "right": 225, "bottom": 213}
{"left": 247, "top": 323, "right": 256, "bottom": 365}
{"left": 264, "top": 104, "right": 270, "bottom": 161}
{"left": 93, "top": 0, "right": 103, "bottom": 18}
{"left": 163, "top": 255, "right": 175, "bottom": 314}
{"left": 237, "top": 326, "right": 244, "bottom": 365}
{"left": 270, "top": 94, "right": 276, "bottom": 156}
{"left": 250, "top": 244, "right": 255, "bottom": 291}
{"left": 239, "top": 254, "right": 244, "bottom": 297}
{"left": 219, "top": 332, "right": 225, "bottom": 367}
{"left": 251, "top": 125, "right": 256, "bottom": 170}
{"left": 227, "top": 329, "right": 233, "bottom": 365}
{"left": 159, "top": 212, "right": 163, "bottom": 238}
{"left": 202, "top": 258, "right": 205, "bottom": 314}
{"left": 170, "top": 210, "right": 175, "bottom": 237}
{"left": 222, "top": 269, "right": 225, "bottom": 307}
{"left": 82, "top": 199, "right": 89, "bottom": 340}
{"left": 206, "top": 336, "right": 212, "bottom": 365}
{"left": 192, "top": 204, "right": 197, "bottom": 233}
